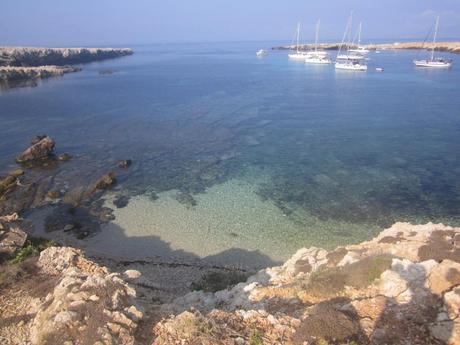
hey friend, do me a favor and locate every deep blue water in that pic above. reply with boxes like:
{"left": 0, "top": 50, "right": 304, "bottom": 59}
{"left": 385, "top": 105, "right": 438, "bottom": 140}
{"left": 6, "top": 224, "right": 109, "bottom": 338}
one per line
{"left": 1, "top": 42, "right": 459, "bottom": 246}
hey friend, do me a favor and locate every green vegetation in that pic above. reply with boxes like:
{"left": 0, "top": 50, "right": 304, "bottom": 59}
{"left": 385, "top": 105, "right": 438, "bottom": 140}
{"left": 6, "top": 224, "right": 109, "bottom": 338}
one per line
{"left": 316, "top": 338, "right": 359, "bottom": 345}
{"left": 249, "top": 328, "right": 263, "bottom": 345}
{"left": 10, "top": 237, "right": 58, "bottom": 264}
{"left": 194, "top": 318, "right": 214, "bottom": 335}
{"left": 191, "top": 270, "right": 249, "bottom": 293}
{"left": 297, "top": 255, "right": 393, "bottom": 297}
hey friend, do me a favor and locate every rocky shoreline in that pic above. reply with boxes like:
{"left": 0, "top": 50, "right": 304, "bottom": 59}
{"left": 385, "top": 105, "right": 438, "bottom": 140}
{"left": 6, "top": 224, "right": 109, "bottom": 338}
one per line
{"left": 0, "top": 47, "right": 133, "bottom": 84}
{"left": 1, "top": 136, "right": 460, "bottom": 344}
{"left": 1, "top": 214, "right": 459, "bottom": 344}
{"left": 0, "top": 65, "right": 82, "bottom": 82}
{"left": 274, "top": 41, "right": 460, "bottom": 54}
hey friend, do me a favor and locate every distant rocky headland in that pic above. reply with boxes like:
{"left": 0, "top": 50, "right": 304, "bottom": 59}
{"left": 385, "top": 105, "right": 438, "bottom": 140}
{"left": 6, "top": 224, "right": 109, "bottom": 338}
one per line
{"left": 0, "top": 47, "right": 133, "bottom": 85}
{"left": 274, "top": 41, "right": 460, "bottom": 54}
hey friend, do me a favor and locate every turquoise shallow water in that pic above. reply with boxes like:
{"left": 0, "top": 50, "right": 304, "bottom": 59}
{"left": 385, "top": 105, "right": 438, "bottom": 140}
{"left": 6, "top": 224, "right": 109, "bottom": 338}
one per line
{"left": 1, "top": 42, "right": 459, "bottom": 264}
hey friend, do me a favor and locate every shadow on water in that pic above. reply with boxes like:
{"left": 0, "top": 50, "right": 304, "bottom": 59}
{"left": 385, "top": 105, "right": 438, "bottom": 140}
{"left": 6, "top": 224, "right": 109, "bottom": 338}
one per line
{"left": 32, "top": 201, "right": 280, "bottom": 271}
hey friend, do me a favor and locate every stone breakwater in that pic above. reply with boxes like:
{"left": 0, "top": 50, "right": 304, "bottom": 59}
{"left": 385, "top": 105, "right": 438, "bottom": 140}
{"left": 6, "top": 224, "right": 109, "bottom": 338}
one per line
{"left": 0, "top": 47, "right": 133, "bottom": 83}
{"left": 274, "top": 41, "right": 460, "bottom": 54}
{"left": 1, "top": 214, "right": 460, "bottom": 344}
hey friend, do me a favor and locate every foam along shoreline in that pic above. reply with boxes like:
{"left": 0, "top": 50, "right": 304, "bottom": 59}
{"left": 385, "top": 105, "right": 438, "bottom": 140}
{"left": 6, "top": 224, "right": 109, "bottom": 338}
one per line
{"left": 274, "top": 41, "right": 460, "bottom": 54}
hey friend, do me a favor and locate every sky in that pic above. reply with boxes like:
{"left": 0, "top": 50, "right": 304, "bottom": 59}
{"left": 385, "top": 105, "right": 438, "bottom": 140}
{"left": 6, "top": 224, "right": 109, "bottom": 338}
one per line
{"left": 0, "top": 0, "right": 459, "bottom": 46}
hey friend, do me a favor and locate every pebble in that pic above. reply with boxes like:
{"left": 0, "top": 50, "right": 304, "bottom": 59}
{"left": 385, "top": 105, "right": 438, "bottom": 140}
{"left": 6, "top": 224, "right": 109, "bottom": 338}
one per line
{"left": 123, "top": 269, "right": 141, "bottom": 281}
{"left": 63, "top": 224, "right": 75, "bottom": 232}
{"left": 89, "top": 295, "right": 100, "bottom": 302}
{"left": 9, "top": 169, "right": 24, "bottom": 177}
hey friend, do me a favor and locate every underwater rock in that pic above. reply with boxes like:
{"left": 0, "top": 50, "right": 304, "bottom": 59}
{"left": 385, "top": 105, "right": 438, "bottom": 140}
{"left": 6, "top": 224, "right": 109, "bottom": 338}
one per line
{"left": 93, "top": 206, "right": 115, "bottom": 222}
{"left": 46, "top": 190, "right": 61, "bottom": 199}
{"left": 9, "top": 169, "right": 24, "bottom": 177}
{"left": 16, "top": 136, "right": 55, "bottom": 163}
{"left": 118, "top": 159, "right": 132, "bottom": 168}
{"left": 175, "top": 191, "right": 197, "bottom": 208}
{"left": 99, "top": 69, "right": 118, "bottom": 75}
{"left": 0, "top": 175, "right": 17, "bottom": 195}
{"left": 63, "top": 224, "right": 75, "bottom": 232}
{"left": 113, "top": 195, "right": 130, "bottom": 208}
{"left": 94, "top": 172, "right": 117, "bottom": 191}
{"left": 57, "top": 153, "right": 72, "bottom": 161}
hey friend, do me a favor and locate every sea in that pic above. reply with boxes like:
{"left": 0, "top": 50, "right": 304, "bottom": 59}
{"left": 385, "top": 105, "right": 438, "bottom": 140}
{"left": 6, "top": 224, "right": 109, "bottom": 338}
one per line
{"left": 1, "top": 41, "right": 459, "bottom": 268}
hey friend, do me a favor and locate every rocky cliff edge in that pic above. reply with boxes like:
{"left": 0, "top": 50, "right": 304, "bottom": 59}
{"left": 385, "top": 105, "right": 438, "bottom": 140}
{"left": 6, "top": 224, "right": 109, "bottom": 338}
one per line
{"left": 1, "top": 215, "right": 459, "bottom": 344}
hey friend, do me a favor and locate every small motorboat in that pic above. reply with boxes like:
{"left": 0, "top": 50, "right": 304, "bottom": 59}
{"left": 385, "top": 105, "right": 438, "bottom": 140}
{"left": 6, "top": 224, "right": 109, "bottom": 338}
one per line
{"left": 256, "top": 49, "right": 268, "bottom": 57}
{"left": 376, "top": 67, "right": 384, "bottom": 72}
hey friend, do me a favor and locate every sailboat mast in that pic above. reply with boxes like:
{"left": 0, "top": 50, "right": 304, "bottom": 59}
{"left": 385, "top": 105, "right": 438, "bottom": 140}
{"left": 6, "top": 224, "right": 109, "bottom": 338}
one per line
{"left": 296, "top": 22, "right": 301, "bottom": 53}
{"left": 337, "top": 12, "right": 352, "bottom": 59}
{"left": 431, "top": 16, "right": 439, "bottom": 61}
{"left": 358, "top": 22, "right": 362, "bottom": 46}
{"left": 347, "top": 12, "right": 353, "bottom": 54}
{"left": 315, "top": 20, "right": 320, "bottom": 52}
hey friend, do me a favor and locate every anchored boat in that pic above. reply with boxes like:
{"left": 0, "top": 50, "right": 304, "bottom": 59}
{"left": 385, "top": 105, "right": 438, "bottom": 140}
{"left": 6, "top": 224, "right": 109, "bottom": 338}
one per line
{"left": 414, "top": 16, "right": 452, "bottom": 68}
{"left": 305, "top": 20, "right": 332, "bottom": 65}
{"left": 349, "top": 23, "right": 370, "bottom": 54}
{"left": 335, "top": 12, "right": 367, "bottom": 71}
{"left": 256, "top": 49, "right": 268, "bottom": 57}
{"left": 288, "top": 23, "right": 309, "bottom": 60}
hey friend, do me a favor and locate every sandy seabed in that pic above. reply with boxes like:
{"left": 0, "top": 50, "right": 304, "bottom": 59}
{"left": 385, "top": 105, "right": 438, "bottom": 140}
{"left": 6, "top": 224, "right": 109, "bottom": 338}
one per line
{"left": 85, "top": 177, "right": 380, "bottom": 268}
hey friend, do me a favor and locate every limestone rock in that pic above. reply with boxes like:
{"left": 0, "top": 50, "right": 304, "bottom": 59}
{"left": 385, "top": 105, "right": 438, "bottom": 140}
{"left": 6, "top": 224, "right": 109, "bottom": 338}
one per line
{"left": 30, "top": 247, "right": 141, "bottom": 345}
{"left": 94, "top": 172, "right": 117, "bottom": 191}
{"left": 16, "top": 136, "right": 55, "bottom": 163}
{"left": 118, "top": 159, "right": 132, "bottom": 168}
{"left": 0, "top": 213, "right": 27, "bottom": 260}
{"left": 0, "top": 47, "right": 133, "bottom": 67}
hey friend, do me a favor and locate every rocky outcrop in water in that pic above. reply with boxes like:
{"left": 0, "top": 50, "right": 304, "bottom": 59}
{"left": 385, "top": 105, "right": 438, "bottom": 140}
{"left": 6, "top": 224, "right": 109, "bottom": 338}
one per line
{"left": 15, "top": 136, "right": 56, "bottom": 163}
{"left": 0, "top": 47, "right": 133, "bottom": 84}
{"left": 0, "top": 65, "right": 81, "bottom": 82}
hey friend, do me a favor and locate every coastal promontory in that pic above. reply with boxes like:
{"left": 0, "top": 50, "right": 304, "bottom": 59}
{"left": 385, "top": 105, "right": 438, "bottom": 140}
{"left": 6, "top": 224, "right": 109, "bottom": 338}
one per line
{"left": 0, "top": 47, "right": 133, "bottom": 84}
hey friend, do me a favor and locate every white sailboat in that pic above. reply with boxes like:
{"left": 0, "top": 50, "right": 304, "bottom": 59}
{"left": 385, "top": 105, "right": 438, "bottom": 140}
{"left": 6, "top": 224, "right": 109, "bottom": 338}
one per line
{"left": 349, "top": 23, "right": 370, "bottom": 54}
{"left": 304, "top": 20, "right": 332, "bottom": 64}
{"left": 288, "top": 22, "right": 308, "bottom": 60}
{"left": 335, "top": 12, "right": 367, "bottom": 71}
{"left": 414, "top": 16, "right": 452, "bottom": 68}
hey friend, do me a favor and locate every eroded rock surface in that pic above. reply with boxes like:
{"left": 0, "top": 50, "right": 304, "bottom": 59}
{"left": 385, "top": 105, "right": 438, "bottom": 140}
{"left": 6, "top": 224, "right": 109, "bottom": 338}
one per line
{"left": 0, "top": 213, "right": 27, "bottom": 260}
{"left": 1, "top": 222, "right": 460, "bottom": 344}
{"left": 29, "top": 247, "right": 143, "bottom": 345}
{"left": 158, "top": 223, "right": 460, "bottom": 344}
{"left": 0, "top": 65, "right": 81, "bottom": 82}
{"left": 0, "top": 47, "right": 133, "bottom": 67}
{"left": 16, "top": 136, "right": 55, "bottom": 163}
